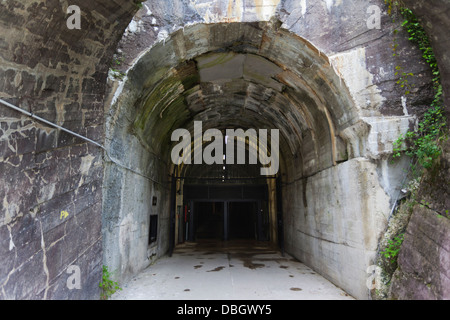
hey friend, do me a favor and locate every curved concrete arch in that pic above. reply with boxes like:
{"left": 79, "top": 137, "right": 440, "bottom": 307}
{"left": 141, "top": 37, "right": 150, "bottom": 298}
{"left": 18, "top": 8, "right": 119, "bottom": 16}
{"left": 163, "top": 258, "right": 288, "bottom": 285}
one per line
{"left": 107, "top": 22, "right": 362, "bottom": 179}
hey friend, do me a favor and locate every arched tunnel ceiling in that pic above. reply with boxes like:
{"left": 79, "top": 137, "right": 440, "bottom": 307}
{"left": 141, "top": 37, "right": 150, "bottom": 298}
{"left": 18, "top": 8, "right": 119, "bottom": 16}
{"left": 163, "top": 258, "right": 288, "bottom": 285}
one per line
{"left": 121, "top": 22, "right": 360, "bottom": 177}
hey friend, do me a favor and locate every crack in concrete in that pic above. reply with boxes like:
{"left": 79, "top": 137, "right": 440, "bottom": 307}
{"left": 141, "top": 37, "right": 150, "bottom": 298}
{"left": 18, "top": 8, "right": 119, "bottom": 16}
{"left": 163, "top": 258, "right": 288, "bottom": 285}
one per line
{"left": 295, "top": 228, "right": 358, "bottom": 249}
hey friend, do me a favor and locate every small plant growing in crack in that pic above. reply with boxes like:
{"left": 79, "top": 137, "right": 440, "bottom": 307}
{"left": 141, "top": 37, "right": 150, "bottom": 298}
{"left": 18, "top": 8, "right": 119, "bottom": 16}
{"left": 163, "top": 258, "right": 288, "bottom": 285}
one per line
{"left": 109, "top": 53, "right": 126, "bottom": 81}
{"left": 109, "top": 68, "right": 126, "bottom": 80}
{"left": 99, "top": 266, "right": 122, "bottom": 300}
{"left": 381, "top": 234, "right": 405, "bottom": 265}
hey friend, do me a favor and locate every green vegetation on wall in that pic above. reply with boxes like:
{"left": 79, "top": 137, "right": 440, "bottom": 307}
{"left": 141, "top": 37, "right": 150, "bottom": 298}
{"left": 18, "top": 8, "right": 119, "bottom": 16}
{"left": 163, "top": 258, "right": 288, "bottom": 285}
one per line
{"left": 372, "top": 1, "right": 449, "bottom": 300}
{"left": 387, "top": 0, "right": 447, "bottom": 171}
{"left": 99, "top": 266, "right": 122, "bottom": 300}
{"left": 381, "top": 233, "right": 405, "bottom": 263}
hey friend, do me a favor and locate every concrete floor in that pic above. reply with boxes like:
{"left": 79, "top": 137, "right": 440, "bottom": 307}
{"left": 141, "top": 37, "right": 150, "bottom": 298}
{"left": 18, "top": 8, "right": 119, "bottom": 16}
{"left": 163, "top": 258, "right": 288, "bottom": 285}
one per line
{"left": 112, "top": 240, "right": 354, "bottom": 300}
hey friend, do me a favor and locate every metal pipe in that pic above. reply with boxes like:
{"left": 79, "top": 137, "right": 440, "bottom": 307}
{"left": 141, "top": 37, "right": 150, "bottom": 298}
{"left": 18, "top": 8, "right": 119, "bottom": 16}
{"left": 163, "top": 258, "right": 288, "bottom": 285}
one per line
{"left": 0, "top": 98, "right": 167, "bottom": 187}
{"left": 0, "top": 98, "right": 105, "bottom": 150}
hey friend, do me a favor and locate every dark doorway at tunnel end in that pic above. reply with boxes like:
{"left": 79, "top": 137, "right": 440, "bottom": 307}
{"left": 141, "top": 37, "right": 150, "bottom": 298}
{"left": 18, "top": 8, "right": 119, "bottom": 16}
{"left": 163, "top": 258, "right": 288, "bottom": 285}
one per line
{"left": 169, "top": 183, "right": 274, "bottom": 252}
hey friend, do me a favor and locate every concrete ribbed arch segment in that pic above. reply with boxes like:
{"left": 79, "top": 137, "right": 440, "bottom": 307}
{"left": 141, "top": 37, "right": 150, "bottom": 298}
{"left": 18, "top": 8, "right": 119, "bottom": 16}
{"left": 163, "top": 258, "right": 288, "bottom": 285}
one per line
{"left": 116, "top": 22, "right": 360, "bottom": 179}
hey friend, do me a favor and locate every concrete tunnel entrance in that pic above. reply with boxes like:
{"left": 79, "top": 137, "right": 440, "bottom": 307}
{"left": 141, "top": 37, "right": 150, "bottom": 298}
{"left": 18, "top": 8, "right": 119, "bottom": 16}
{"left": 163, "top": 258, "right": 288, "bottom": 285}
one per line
{"left": 103, "top": 21, "right": 413, "bottom": 300}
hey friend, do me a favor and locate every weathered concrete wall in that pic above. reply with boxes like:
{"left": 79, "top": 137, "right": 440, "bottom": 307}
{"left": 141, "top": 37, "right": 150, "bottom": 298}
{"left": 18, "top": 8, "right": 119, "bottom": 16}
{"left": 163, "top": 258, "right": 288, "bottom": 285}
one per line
{"left": 102, "top": 162, "right": 170, "bottom": 283}
{"left": 0, "top": 0, "right": 137, "bottom": 299}
{"left": 102, "top": 76, "right": 171, "bottom": 283}
{"left": 283, "top": 158, "right": 392, "bottom": 300}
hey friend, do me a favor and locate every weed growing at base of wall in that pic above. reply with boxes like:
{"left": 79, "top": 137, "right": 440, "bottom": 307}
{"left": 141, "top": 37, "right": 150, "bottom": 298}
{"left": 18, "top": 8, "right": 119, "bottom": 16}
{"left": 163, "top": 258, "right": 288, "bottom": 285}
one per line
{"left": 99, "top": 266, "right": 122, "bottom": 300}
